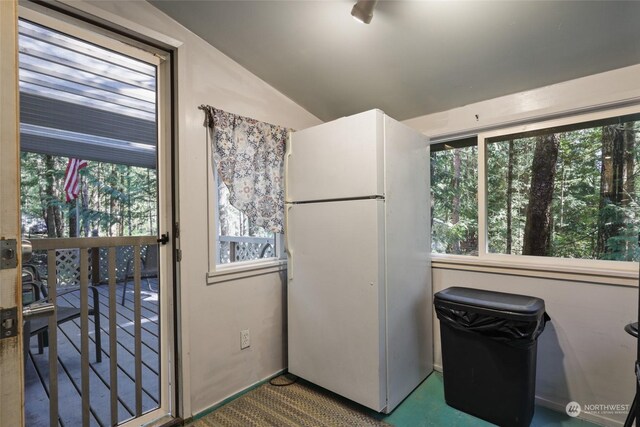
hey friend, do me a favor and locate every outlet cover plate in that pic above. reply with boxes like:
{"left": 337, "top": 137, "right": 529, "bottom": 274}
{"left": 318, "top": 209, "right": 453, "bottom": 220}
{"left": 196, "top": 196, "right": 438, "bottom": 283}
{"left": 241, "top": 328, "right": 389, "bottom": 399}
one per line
{"left": 240, "top": 329, "right": 250, "bottom": 349}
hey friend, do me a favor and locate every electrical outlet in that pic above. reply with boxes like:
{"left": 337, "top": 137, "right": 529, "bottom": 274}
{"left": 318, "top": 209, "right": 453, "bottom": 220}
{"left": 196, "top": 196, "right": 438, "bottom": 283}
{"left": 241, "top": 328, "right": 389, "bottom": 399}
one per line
{"left": 240, "top": 329, "right": 250, "bottom": 349}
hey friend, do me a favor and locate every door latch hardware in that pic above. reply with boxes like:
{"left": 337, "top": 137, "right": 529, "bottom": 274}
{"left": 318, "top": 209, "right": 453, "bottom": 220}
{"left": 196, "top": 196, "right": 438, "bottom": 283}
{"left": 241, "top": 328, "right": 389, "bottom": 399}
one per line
{"left": 157, "top": 233, "right": 170, "bottom": 245}
{"left": 0, "top": 239, "right": 17, "bottom": 269}
{"left": 0, "top": 307, "right": 18, "bottom": 339}
{"left": 22, "top": 239, "right": 32, "bottom": 262}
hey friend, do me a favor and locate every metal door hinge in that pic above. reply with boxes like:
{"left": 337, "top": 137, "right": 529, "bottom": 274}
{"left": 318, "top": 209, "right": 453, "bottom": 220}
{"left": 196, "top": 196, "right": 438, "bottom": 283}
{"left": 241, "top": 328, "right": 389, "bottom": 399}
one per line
{"left": 0, "top": 307, "right": 18, "bottom": 339}
{"left": 154, "top": 52, "right": 168, "bottom": 62}
{"left": 176, "top": 249, "right": 182, "bottom": 262}
{"left": 175, "top": 222, "right": 180, "bottom": 239}
{"left": 0, "top": 239, "right": 17, "bottom": 269}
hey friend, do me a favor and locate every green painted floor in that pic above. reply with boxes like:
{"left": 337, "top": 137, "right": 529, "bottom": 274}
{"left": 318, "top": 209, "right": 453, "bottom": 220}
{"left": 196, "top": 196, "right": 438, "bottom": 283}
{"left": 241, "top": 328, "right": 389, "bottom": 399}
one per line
{"left": 382, "top": 372, "right": 599, "bottom": 427}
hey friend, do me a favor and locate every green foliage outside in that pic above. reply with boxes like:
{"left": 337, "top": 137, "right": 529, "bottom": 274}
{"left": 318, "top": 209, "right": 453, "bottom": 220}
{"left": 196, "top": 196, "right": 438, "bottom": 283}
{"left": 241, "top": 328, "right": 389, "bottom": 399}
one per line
{"left": 21, "top": 152, "right": 157, "bottom": 238}
{"left": 432, "top": 117, "right": 640, "bottom": 263}
{"left": 488, "top": 121, "right": 640, "bottom": 261}
{"left": 431, "top": 145, "right": 478, "bottom": 255}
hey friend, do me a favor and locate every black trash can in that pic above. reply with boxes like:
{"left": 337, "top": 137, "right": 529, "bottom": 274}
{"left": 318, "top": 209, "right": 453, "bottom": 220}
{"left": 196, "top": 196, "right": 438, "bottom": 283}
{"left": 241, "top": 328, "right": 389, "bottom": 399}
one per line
{"left": 434, "top": 286, "right": 549, "bottom": 427}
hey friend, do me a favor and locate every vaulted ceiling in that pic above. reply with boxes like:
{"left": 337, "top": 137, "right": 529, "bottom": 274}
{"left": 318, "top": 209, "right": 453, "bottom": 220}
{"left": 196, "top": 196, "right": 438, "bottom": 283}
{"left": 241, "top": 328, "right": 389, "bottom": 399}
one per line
{"left": 150, "top": 0, "right": 640, "bottom": 122}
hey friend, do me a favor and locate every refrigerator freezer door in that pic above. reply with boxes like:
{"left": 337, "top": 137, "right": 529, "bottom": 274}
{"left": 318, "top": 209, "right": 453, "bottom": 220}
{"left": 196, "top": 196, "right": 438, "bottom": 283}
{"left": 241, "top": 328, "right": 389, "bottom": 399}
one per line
{"left": 286, "top": 109, "right": 384, "bottom": 203}
{"left": 287, "top": 199, "right": 387, "bottom": 411}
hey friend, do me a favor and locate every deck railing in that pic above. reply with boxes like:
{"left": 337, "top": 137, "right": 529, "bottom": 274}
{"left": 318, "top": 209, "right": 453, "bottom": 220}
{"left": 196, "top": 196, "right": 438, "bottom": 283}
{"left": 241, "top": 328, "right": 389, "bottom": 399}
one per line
{"left": 28, "top": 236, "right": 158, "bottom": 427}
{"left": 218, "top": 235, "right": 275, "bottom": 263}
{"left": 29, "top": 240, "right": 145, "bottom": 287}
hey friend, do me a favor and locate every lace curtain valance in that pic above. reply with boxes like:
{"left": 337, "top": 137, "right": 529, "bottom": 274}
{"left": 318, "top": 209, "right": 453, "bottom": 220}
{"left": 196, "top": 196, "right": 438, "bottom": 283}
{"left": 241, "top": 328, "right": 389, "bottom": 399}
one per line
{"left": 202, "top": 106, "right": 289, "bottom": 233}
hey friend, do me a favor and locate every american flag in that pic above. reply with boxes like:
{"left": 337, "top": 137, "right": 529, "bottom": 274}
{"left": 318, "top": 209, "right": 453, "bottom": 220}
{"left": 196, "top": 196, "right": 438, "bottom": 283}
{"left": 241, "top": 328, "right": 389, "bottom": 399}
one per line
{"left": 64, "top": 158, "right": 88, "bottom": 202}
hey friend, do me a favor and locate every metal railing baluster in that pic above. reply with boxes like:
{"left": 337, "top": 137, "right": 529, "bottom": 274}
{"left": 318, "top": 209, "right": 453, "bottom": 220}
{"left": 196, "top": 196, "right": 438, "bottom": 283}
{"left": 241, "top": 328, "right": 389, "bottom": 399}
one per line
{"left": 134, "top": 245, "right": 143, "bottom": 416}
{"left": 108, "top": 247, "right": 118, "bottom": 426}
{"left": 80, "top": 248, "right": 90, "bottom": 426}
{"left": 47, "top": 250, "right": 59, "bottom": 427}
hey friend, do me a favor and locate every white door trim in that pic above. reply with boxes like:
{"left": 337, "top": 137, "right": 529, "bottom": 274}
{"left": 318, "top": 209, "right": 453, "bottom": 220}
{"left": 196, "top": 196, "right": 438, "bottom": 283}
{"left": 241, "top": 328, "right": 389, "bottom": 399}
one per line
{"left": 0, "top": 0, "right": 24, "bottom": 425}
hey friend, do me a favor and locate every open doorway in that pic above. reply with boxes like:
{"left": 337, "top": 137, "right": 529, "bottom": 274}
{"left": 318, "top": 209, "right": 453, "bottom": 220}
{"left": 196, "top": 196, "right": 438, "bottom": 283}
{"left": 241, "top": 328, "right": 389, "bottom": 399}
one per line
{"left": 18, "top": 7, "right": 175, "bottom": 426}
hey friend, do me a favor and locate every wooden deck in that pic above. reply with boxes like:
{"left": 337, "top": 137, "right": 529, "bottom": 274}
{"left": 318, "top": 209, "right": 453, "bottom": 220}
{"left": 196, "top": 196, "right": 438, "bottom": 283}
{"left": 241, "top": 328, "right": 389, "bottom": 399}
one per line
{"left": 25, "top": 280, "right": 160, "bottom": 427}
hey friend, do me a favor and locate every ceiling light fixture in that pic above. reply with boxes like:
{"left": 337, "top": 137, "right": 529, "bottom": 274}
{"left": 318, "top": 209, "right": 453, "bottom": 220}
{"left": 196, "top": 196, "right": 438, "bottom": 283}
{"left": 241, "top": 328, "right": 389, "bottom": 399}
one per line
{"left": 351, "top": 0, "right": 377, "bottom": 24}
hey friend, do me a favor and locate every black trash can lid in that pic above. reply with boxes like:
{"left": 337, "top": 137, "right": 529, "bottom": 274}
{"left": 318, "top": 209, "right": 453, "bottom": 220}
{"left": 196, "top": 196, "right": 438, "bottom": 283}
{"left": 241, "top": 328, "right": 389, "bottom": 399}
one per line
{"left": 434, "top": 287, "right": 545, "bottom": 320}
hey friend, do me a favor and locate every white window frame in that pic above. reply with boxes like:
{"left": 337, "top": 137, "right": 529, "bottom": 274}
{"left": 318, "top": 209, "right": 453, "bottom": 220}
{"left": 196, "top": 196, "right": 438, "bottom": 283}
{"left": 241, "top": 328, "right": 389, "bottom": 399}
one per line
{"left": 205, "top": 130, "right": 286, "bottom": 285}
{"left": 432, "top": 103, "right": 640, "bottom": 286}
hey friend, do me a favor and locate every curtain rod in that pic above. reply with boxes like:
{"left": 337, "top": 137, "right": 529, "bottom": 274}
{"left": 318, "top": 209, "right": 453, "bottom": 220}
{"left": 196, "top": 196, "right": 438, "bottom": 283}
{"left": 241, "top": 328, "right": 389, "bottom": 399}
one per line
{"left": 197, "top": 104, "right": 294, "bottom": 132}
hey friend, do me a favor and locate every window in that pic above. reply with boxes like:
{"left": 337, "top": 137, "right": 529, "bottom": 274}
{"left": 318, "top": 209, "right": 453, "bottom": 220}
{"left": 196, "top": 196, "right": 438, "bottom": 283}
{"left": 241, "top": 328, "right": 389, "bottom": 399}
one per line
{"left": 215, "top": 173, "right": 277, "bottom": 265}
{"left": 486, "top": 112, "right": 640, "bottom": 262}
{"left": 204, "top": 106, "right": 287, "bottom": 272}
{"left": 18, "top": 19, "right": 159, "bottom": 239}
{"left": 431, "top": 137, "right": 478, "bottom": 255}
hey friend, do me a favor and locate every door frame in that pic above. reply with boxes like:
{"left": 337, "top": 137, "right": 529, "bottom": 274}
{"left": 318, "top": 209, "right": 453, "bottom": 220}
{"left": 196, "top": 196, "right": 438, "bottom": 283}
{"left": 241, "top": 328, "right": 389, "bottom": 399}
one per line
{"left": 0, "top": 0, "right": 24, "bottom": 426}
{"left": 15, "top": 3, "right": 181, "bottom": 425}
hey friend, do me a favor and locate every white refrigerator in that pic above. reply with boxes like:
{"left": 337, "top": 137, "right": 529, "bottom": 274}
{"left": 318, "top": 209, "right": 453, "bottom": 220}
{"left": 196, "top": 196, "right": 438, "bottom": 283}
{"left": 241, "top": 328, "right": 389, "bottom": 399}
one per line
{"left": 285, "top": 109, "right": 433, "bottom": 413}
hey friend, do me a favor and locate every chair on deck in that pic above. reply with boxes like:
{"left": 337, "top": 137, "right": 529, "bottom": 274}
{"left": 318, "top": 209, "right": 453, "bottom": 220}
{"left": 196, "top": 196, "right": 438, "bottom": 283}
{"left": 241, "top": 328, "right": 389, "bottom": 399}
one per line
{"left": 22, "top": 265, "right": 102, "bottom": 363}
{"left": 121, "top": 245, "right": 158, "bottom": 305}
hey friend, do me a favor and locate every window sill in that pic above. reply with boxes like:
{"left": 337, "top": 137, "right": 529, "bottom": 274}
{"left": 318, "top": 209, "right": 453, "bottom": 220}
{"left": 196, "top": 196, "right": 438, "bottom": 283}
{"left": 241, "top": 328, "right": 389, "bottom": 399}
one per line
{"left": 431, "top": 254, "right": 638, "bottom": 287}
{"left": 206, "top": 259, "right": 287, "bottom": 285}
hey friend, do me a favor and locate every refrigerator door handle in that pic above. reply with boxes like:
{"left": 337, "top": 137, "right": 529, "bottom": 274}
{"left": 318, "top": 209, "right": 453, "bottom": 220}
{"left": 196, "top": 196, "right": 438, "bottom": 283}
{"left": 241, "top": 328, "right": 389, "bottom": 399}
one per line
{"left": 285, "top": 204, "right": 293, "bottom": 281}
{"left": 285, "top": 131, "right": 293, "bottom": 202}
{"left": 285, "top": 132, "right": 293, "bottom": 281}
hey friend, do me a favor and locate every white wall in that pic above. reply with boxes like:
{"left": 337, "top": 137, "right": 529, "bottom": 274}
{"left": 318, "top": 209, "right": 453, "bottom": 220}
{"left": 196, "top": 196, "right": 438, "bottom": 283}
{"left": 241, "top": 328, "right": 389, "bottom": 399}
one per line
{"left": 74, "top": 0, "right": 321, "bottom": 418}
{"left": 404, "top": 63, "right": 640, "bottom": 140}
{"left": 404, "top": 65, "right": 640, "bottom": 426}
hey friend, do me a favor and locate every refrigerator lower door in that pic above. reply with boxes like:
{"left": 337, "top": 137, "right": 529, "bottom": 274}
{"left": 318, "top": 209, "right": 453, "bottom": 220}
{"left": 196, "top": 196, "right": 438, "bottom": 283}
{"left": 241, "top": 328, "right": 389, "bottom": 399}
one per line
{"left": 287, "top": 199, "right": 387, "bottom": 411}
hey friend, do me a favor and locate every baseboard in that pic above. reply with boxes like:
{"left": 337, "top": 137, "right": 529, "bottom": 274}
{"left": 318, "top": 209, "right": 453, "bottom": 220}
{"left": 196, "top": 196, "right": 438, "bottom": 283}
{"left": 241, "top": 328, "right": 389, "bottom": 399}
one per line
{"left": 158, "top": 418, "right": 184, "bottom": 427}
{"left": 189, "top": 369, "right": 287, "bottom": 422}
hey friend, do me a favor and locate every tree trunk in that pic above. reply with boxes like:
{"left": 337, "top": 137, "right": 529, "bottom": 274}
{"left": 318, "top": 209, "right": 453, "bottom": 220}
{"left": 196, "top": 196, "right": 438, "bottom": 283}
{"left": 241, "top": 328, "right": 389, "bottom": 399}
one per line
{"left": 623, "top": 122, "right": 635, "bottom": 258}
{"left": 522, "top": 135, "right": 559, "bottom": 256}
{"left": 118, "top": 168, "right": 125, "bottom": 236}
{"left": 53, "top": 157, "right": 63, "bottom": 236}
{"left": 451, "top": 149, "right": 462, "bottom": 253}
{"left": 623, "top": 122, "right": 635, "bottom": 205}
{"left": 506, "top": 140, "right": 514, "bottom": 254}
{"left": 44, "top": 155, "right": 60, "bottom": 237}
{"left": 109, "top": 166, "right": 116, "bottom": 237}
{"left": 69, "top": 203, "right": 77, "bottom": 238}
{"left": 54, "top": 201, "right": 62, "bottom": 237}
{"left": 596, "top": 125, "right": 626, "bottom": 257}
{"left": 148, "top": 169, "right": 154, "bottom": 234}
{"left": 82, "top": 175, "right": 89, "bottom": 237}
{"left": 93, "top": 162, "right": 100, "bottom": 235}
{"left": 127, "top": 166, "right": 132, "bottom": 236}
{"left": 559, "top": 164, "right": 566, "bottom": 229}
